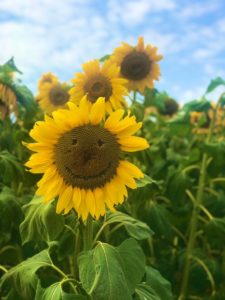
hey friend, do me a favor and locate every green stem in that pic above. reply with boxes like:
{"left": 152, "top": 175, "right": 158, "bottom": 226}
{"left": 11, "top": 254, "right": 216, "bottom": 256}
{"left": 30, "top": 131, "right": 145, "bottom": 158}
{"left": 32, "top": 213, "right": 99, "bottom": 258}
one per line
{"left": 133, "top": 90, "right": 137, "bottom": 103}
{"left": 83, "top": 216, "right": 93, "bottom": 251}
{"left": 178, "top": 95, "right": 223, "bottom": 300}
{"left": 73, "top": 227, "right": 80, "bottom": 279}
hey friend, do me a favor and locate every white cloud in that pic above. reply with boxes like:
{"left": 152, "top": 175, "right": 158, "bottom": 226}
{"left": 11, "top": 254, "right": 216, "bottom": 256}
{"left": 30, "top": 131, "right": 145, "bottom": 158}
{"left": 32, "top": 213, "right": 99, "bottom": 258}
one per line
{"left": 177, "top": 1, "right": 219, "bottom": 20}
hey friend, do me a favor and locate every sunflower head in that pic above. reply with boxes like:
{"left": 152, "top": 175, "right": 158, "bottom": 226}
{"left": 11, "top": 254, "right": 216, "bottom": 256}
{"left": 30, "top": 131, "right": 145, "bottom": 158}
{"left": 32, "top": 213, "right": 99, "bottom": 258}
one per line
{"left": 25, "top": 97, "right": 149, "bottom": 220}
{"left": 159, "top": 98, "right": 179, "bottom": 116}
{"left": 36, "top": 73, "right": 70, "bottom": 113}
{"left": 111, "top": 37, "right": 163, "bottom": 93}
{"left": 69, "top": 60, "right": 128, "bottom": 113}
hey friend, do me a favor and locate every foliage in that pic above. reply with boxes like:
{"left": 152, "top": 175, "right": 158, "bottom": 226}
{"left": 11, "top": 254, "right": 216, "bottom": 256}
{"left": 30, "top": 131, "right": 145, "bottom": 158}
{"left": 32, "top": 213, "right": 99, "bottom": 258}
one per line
{"left": 0, "top": 55, "right": 225, "bottom": 300}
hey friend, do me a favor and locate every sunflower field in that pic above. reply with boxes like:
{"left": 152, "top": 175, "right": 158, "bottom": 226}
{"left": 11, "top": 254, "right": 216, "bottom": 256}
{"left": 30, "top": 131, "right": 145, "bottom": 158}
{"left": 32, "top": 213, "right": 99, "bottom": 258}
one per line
{"left": 0, "top": 38, "right": 225, "bottom": 300}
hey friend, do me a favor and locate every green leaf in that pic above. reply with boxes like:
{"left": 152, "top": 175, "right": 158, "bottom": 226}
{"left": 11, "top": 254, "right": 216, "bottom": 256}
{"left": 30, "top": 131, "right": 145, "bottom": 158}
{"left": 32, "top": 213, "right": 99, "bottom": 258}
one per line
{"left": 0, "top": 187, "right": 23, "bottom": 246}
{"left": 137, "top": 175, "right": 158, "bottom": 188}
{"left": 134, "top": 283, "right": 159, "bottom": 300}
{"left": 20, "top": 196, "right": 65, "bottom": 245}
{"left": 78, "top": 238, "right": 145, "bottom": 300}
{"left": 2, "top": 57, "right": 22, "bottom": 74}
{"left": 99, "top": 54, "right": 110, "bottom": 62}
{"left": 206, "top": 77, "right": 225, "bottom": 93}
{"left": 16, "top": 85, "right": 34, "bottom": 108}
{"left": 106, "top": 211, "right": 153, "bottom": 240}
{"left": 182, "top": 100, "right": 211, "bottom": 113}
{"left": 0, "top": 247, "right": 55, "bottom": 299}
{"left": 35, "top": 281, "right": 88, "bottom": 300}
{"left": 140, "top": 202, "right": 172, "bottom": 240}
{"left": 205, "top": 217, "right": 225, "bottom": 246}
{"left": 145, "top": 266, "right": 173, "bottom": 300}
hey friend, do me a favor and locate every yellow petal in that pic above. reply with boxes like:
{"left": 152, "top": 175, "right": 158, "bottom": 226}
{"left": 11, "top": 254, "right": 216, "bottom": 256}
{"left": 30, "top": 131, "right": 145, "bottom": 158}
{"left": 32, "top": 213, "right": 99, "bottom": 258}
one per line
{"left": 119, "top": 160, "right": 144, "bottom": 178}
{"left": 56, "top": 185, "right": 73, "bottom": 214}
{"left": 104, "top": 109, "right": 124, "bottom": 129}
{"left": 85, "top": 189, "right": 96, "bottom": 217}
{"left": 90, "top": 97, "right": 105, "bottom": 125}
{"left": 119, "top": 136, "right": 149, "bottom": 152}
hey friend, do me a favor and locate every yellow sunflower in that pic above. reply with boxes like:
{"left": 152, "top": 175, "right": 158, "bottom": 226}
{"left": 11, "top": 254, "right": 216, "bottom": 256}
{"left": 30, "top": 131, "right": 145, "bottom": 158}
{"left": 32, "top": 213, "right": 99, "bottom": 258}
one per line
{"left": 69, "top": 60, "right": 128, "bottom": 113}
{"left": 110, "top": 37, "right": 163, "bottom": 93}
{"left": 0, "top": 83, "right": 17, "bottom": 120}
{"left": 25, "top": 97, "right": 149, "bottom": 220}
{"left": 36, "top": 73, "right": 70, "bottom": 113}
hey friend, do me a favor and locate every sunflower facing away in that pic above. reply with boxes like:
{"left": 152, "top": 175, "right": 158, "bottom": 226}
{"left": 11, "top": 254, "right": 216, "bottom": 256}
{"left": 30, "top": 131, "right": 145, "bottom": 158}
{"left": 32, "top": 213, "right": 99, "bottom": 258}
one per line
{"left": 36, "top": 73, "right": 70, "bottom": 113}
{"left": 69, "top": 60, "right": 128, "bottom": 113}
{"left": 111, "top": 37, "right": 163, "bottom": 93}
{"left": 0, "top": 83, "right": 17, "bottom": 120}
{"left": 25, "top": 97, "right": 149, "bottom": 220}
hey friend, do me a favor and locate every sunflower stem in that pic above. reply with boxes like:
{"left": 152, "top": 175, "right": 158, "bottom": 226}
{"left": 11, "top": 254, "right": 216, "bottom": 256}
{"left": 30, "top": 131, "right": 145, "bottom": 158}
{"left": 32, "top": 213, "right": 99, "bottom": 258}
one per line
{"left": 133, "top": 90, "right": 137, "bottom": 103}
{"left": 178, "top": 94, "right": 223, "bottom": 300}
{"left": 83, "top": 216, "right": 93, "bottom": 251}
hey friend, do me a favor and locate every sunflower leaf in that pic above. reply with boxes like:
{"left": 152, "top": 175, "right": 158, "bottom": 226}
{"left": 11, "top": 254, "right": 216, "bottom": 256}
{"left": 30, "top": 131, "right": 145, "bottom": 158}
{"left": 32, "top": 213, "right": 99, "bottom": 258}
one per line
{"left": 35, "top": 280, "right": 88, "bottom": 300}
{"left": 0, "top": 247, "right": 55, "bottom": 300}
{"left": 106, "top": 211, "right": 153, "bottom": 240}
{"left": 206, "top": 77, "right": 225, "bottom": 93}
{"left": 78, "top": 238, "right": 145, "bottom": 300}
{"left": 20, "top": 196, "right": 65, "bottom": 245}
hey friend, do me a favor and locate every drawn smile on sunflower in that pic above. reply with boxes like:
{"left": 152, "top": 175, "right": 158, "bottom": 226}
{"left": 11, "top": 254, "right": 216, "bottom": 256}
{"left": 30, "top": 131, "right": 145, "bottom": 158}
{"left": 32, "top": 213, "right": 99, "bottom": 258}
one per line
{"left": 25, "top": 97, "right": 149, "bottom": 220}
{"left": 111, "top": 37, "right": 163, "bottom": 93}
{"left": 36, "top": 73, "right": 70, "bottom": 113}
{"left": 69, "top": 60, "right": 128, "bottom": 113}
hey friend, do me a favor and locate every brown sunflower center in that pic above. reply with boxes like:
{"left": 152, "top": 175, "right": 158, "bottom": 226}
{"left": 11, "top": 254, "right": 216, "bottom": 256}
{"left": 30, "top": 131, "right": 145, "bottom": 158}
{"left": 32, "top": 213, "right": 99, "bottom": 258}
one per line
{"left": 121, "top": 51, "right": 151, "bottom": 81}
{"left": 55, "top": 125, "right": 120, "bottom": 189}
{"left": 84, "top": 75, "right": 112, "bottom": 103}
{"left": 49, "top": 85, "right": 69, "bottom": 106}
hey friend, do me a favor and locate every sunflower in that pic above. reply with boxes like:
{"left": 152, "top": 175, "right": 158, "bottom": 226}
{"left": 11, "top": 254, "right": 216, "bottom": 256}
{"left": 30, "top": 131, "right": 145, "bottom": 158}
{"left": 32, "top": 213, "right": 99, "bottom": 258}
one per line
{"left": 111, "top": 37, "right": 163, "bottom": 93}
{"left": 25, "top": 97, "right": 149, "bottom": 220}
{"left": 36, "top": 73, "right": 70, "bottom": 113}
{"left": 0, "top": 83, "right": 17, "bottom": 120}
{"left": 69, "top": 60, "right": 128, "bottom": 113}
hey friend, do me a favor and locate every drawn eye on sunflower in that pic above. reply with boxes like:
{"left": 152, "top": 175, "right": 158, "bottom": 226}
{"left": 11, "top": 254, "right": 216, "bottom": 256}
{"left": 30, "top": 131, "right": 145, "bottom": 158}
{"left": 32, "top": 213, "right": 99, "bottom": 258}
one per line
{"left": 36, "top": 72, "right": 71, "bottom": 113}
{"left": 110, "top": 37, "right": 163, "bottom": 93}
{"left": 69, "top": 59, "right": 128, "bottom": 113}
{"left": 25, "top": 97, "right": 149, "bottom": 220}
{"left": 0, "top": 58, "right": 32, "bottom": 121}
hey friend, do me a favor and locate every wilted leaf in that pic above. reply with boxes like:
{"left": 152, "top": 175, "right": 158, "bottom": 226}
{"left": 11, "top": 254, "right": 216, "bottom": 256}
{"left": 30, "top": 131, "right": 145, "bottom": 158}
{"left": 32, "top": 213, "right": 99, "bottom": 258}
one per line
{"left": 0, "top": 247, "right": 55, "bottom": 299}
{"left": 20, "top": 196, "right": 64, "bottom": 245}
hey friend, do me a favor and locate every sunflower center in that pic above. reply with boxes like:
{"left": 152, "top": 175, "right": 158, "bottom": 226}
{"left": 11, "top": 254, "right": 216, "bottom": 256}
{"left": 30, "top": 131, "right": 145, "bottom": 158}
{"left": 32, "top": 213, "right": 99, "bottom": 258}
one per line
{"left": 121, "top": 51, "right": 151, "bottom": 81}
{"left": 49, "top": 85, "right": 69, "bottom": 106}
{"left": 55, "top": 125, "right": 120, "bottom": 189}
{"left": 84, "top": 75, "right": 112, "bottom": 103}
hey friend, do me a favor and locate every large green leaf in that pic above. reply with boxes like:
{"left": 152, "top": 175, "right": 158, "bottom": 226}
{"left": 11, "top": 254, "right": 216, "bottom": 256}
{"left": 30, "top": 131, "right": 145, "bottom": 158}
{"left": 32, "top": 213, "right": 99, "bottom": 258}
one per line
{"left": 0, "top": 247, "right": 55, "bottom": 299}
{"left": 78, "top": 238, "right": 145, "bottom": 300}
{"left": 106, "top": 211, "right": 153, "bottom": 240}
{"left": 20, "top": 196, "right": 65, "bottom": 245}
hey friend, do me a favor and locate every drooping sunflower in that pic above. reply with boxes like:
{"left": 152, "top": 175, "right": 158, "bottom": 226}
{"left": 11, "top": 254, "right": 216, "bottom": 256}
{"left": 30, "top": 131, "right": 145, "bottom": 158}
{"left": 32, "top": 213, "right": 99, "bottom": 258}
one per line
{"left": 111, "top": 37, "right": 163, "bottom": 93}
{"left": 0, "top": 83, "right": 17, "bottom": 120}
{"left": 25, "top": 97, "right": 149, "bottom": 220}
{"left": 36, "top": 73, "right": 70, "bottom": 113}
{"left": 69, "top": 60, "right": 128, "bottom": 113}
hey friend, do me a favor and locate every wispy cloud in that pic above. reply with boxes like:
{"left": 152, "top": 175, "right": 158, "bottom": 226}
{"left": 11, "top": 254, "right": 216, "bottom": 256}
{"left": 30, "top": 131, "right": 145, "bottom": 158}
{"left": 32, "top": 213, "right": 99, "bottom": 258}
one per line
{"left": 0, "top": 0, "right": 224, "bottom": 102}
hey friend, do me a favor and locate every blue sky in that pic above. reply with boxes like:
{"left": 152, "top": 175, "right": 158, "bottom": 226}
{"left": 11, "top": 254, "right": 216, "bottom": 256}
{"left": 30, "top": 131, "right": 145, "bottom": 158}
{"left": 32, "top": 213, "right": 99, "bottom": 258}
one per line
{"left": 0, "top": 0, "right": 225, "bottom": 103}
